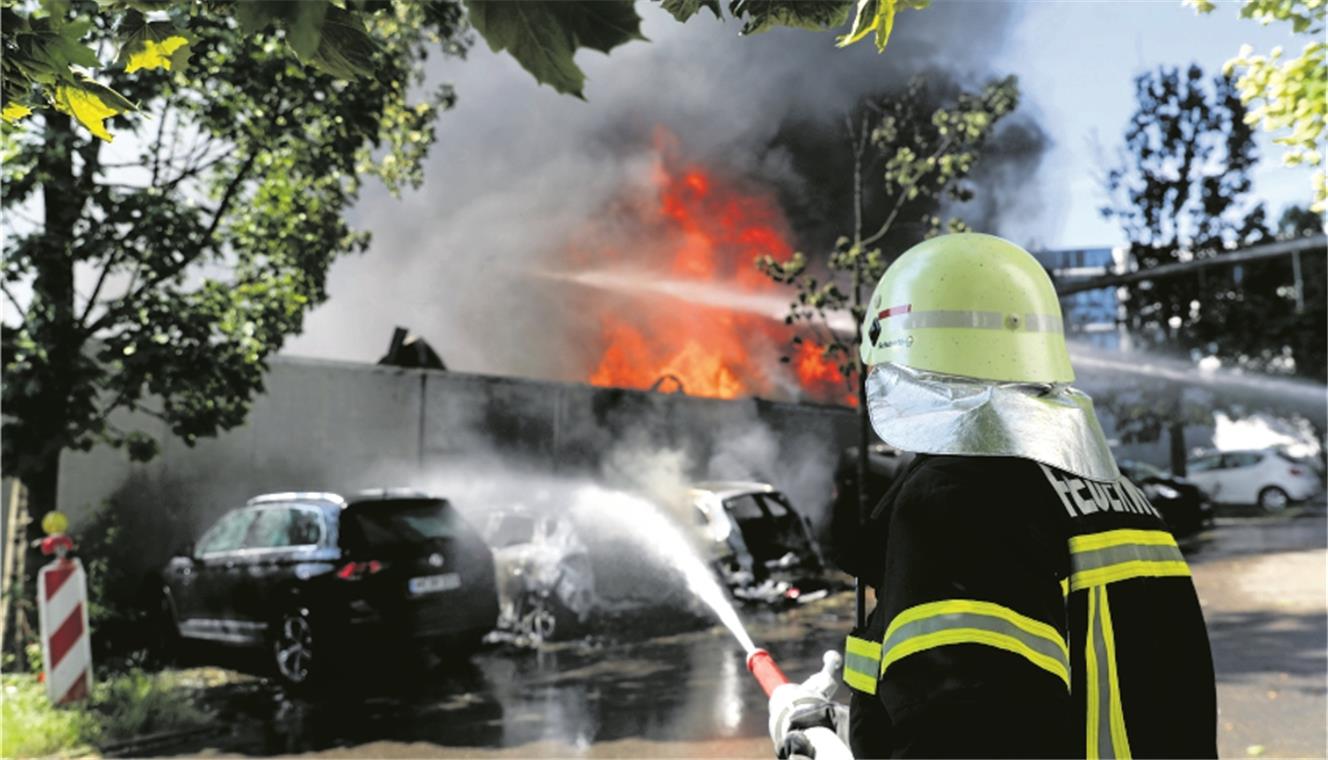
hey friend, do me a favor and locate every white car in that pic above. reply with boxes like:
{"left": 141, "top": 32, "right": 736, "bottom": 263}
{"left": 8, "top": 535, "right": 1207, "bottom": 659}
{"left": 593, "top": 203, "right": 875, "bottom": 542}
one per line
{"left": 688, "top": 482, "right": 827, "bottom": 603}
{"left": 1185, "top": 449, "right": 1323, "bottom": 510}
{"left": 483, "top": 507, "right": 596, "bottom": 642}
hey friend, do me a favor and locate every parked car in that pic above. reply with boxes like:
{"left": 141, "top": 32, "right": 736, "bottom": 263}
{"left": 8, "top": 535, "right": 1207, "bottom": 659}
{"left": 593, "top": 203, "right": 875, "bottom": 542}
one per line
{"left": 1116, "top": 459, "right": 1213, "bottom": 536}
{"left": 688, "top": 482, "right": 830, "bottom": 605}
{"left": 482, "top": 506, "right": 596, "bottom": 643}
{"left": 152, "top": 489, "right": 499, "bottom": 686}
{"left": 1185, "top": 448, "right": 1324, "bottom": 510}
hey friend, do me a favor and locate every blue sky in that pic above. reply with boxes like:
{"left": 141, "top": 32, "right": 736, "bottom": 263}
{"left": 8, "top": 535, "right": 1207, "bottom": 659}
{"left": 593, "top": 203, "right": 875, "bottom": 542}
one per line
{"left": 995, "top": 0, "right": 1314, "bottom": 248}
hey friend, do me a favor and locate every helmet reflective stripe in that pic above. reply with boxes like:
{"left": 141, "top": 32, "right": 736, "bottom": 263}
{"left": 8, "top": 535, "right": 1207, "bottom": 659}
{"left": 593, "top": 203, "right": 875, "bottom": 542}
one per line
{"left": 861, "top": 232, "right": 1074, "bottom": 384}
{"left": 880, "top": 309, "right": 1065, "bottom": 334}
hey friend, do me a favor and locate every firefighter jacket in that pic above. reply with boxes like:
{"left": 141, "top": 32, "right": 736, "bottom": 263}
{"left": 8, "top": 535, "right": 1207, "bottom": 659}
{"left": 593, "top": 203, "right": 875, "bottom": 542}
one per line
{"left": 842, "top": 454, "right": 1217, "bottom": 758}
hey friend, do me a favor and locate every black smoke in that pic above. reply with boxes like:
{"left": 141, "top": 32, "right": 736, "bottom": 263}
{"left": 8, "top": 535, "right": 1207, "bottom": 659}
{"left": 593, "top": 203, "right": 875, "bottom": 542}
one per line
{"left": 286, "top": 2, "right": 1049, "bottom": 375}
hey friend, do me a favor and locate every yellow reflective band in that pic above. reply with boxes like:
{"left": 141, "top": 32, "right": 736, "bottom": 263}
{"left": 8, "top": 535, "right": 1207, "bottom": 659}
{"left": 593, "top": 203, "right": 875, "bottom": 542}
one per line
{"left": 1060, "top": 577, "right": 1070, "bottom": 598}
{"left": 846, "top": 635, "right": 882, "bottom": 660}
{"left": 1069, "top": 529, "right": 1191, "bottom": 591}
{"left": 880, "top": 600, "right": 1069, "bottom": 688}
{"left": 1070, "top": 559, "right": 1191, "bottom": 591}
{"left": 1101, "top": 588, "right": 1132, "bottom": 759}
{"left": 882, "top": 628, "right": 1071, "bottom": 688}
{"left": 1069, "top": 528, "right": 1177, "bottom": 553}
{"left": 1086, "top": 585, "right": 1101, "bottom": 758}
{"left": 884, "top": 599, "right": 1067, "bottom": 655}
{"left": 843, "top": 635, "right": 882, "bottom": 694}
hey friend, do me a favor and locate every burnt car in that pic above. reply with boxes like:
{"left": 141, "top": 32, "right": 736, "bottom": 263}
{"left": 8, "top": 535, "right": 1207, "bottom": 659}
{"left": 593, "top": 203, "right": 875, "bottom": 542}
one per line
{"left": 1117, "top": 459, "right": 1213, "bottom": 536}
{"left": 153, "top": 490, "right": 498, "bottom": 686}
{"left": 482, "top": 506, "right": 596, "bottom": 643}
{"left": 689, "top": 482, "right": 830, "bottom": 605}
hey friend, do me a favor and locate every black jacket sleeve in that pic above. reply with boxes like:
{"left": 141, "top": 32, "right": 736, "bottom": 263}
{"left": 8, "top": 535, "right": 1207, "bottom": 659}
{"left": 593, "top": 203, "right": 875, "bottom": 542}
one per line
{"left": 873, "top": 457, "right": 1074, "bottom": 758}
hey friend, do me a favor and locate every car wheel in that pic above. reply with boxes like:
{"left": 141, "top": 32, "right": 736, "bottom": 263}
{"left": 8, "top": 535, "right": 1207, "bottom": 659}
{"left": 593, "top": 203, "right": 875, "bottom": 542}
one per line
{"left": 272, "top": 608, "right": 316, "bottom": 687}
{"left": 1258, "top": 486, "right": 1290, "bottom": 511}
{"left": 523, "top": 602, "right": 558, "bottom": 643}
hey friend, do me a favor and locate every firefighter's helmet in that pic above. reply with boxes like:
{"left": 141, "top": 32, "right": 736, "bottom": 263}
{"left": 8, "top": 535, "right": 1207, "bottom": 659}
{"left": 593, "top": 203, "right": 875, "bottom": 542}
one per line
{"left": 859, "top": 233, "right": 1073, "bottom": 383}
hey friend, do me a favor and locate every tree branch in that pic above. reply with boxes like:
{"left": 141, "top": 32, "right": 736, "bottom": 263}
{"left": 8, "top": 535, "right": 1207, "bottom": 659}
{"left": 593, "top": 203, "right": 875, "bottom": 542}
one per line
{"left": 150, "top": 104, "right": 171, "bottom": 188}
{"left": 861, "top": 135, "right": 954, "bottom": 249}
{"left": 84, "top": 150, "right": 260, "bottom": 336}
{"left": 1, "top": 280, "right": 25, "bottom": 316}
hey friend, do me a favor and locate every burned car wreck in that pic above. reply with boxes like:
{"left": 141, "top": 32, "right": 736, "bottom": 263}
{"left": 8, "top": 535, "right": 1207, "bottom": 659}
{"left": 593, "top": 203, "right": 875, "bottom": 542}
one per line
{"left": 482, "top": 505, "right": 596, "bottom": 643}
{"left": 688, "top": 482, "right": 833, "bottom": 606}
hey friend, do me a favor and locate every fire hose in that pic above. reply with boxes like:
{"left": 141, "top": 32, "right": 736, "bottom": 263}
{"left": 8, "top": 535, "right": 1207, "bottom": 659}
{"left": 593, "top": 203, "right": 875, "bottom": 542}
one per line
{"left": 746, "top": 648, "right": 854, "bottom": 760}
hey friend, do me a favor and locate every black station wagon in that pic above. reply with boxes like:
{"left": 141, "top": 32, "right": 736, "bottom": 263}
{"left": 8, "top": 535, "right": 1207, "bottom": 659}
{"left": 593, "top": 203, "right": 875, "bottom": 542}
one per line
{"left": 154, "top": 490, "right": 499, "bottom": 685}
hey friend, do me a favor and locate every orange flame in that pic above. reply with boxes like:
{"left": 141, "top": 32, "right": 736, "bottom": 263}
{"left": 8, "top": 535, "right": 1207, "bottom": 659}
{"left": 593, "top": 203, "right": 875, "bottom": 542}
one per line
{"left": 580, "top": 130, "right": 851, "bottom": 405}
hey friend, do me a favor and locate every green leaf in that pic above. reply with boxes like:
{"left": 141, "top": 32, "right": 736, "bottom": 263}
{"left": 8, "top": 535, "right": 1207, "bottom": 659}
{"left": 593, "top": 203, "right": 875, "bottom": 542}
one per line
{"left": 52, "top": 80, "right": 136, "bottom": 142}
{"left": 117, "top": 17, "right": 192, "bottom": 74}
{"left": 306, "top": 6, "right": 378, "bottom": 80}
{"left": 466, "top": 0, "right": 646, "bottom": 98}
{"left": 284, "top": 1, "right": 330, "bottom": 59}
{"left": 659, "top": 0, "right": 722, "bottom": 23}
{"left": 234, "top": 1, "right": 332, "bottom": 60}
{"left": 728, "top": 0, "right": 852, "bottom": 35}
{"left": 234, "top": 0, "right": 284, "bottom": 34}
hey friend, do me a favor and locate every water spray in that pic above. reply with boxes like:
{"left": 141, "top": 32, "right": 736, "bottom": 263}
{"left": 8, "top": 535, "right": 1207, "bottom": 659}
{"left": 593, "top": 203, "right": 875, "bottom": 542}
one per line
{"left": 564, "top": 482, "right": 853, "bottom": 757}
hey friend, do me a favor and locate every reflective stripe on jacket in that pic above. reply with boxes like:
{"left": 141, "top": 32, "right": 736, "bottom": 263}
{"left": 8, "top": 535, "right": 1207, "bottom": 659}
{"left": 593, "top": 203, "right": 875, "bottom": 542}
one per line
{"left": 843, "top": 454, "right": 1217, "bottom": 759}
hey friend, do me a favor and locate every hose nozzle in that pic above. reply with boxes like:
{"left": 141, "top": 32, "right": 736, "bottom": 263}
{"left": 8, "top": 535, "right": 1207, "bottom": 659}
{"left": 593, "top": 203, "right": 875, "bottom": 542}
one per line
{"left": 746, "top": 647, "right": 791, "bottom": 698}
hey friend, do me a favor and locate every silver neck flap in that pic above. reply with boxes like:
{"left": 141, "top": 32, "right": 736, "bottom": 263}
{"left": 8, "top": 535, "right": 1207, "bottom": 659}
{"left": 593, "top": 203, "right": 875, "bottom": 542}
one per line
{"left": 865, "top": 363, "right": 1121, "bottom": 483}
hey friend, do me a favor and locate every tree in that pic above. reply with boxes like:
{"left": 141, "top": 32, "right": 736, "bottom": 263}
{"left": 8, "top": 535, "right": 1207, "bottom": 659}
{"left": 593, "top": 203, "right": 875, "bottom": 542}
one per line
{"left": 1, "top": 2, "right": 467, "bottom": 530}
{"left": 1197, "top": 203, "right": 1327, "bottom": 381}
{"left": 1189, "top": 0, "right": 1327, "bottom": 211}
{"left": 1099, "top": 65, "right": 1270, "bottom": 474}
{"left": 756, "top": 75, "right": 1019, "bottom": 548}
{"left": 3, "top": 0, "right": 929, "bottom": 140}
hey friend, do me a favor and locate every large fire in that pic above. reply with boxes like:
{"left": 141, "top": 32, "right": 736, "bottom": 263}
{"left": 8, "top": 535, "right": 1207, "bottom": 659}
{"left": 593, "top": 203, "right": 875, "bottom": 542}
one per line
{"left": 576, "top": 130, "right": 853, "bottom": 406}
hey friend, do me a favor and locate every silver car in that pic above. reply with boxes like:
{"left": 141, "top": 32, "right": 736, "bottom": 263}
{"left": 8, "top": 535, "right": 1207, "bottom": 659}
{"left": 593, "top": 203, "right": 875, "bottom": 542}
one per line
{"left": 483, "top": 507, "right": 596, "bottom": 642}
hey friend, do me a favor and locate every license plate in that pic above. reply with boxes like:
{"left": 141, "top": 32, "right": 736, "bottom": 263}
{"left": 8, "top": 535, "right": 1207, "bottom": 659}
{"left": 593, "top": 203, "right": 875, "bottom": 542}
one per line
{"left": 409, "top": 573, "right": 461, "bottom": 595}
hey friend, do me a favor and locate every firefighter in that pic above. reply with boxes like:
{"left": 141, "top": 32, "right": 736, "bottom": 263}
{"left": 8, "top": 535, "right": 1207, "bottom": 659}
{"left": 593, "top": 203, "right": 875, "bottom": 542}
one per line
{"left": 839, "top": 233, "right": 1217, "bottom": 758}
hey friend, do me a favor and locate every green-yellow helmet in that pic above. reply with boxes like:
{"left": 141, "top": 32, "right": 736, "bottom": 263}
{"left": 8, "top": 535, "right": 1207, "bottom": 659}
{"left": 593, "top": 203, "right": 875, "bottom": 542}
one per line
{"left": 860, "top": 232, "right": 1074, "bottom": 383}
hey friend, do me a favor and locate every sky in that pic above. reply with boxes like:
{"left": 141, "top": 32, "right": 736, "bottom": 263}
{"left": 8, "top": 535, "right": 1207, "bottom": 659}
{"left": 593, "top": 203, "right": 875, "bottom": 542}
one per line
{"left": 284, "top": 0, "right": 1317, "bottom": 367}
{"left": 997, "top": 0, "right": 1314, "bottom": 248}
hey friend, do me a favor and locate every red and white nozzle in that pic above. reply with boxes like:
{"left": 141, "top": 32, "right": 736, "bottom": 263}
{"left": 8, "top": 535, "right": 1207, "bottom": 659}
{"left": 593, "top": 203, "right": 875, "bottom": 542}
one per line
{"left": 746, "top": 647, "right": 791, "bottom": 698}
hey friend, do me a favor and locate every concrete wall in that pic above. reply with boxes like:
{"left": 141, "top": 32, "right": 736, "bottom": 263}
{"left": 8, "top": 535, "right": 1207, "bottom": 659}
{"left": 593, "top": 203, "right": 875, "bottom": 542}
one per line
{"left": 58, "top": 356, "right": 859, "bottom": 564}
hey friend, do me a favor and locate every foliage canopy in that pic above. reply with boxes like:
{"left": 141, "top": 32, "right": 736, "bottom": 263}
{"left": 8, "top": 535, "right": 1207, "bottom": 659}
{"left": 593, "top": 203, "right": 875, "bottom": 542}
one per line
{"left": 1190, "top": 0, "right": 1328, "bottom": 211}
{"left": 3, "top": 0, "right": 932, "bottom": 141}
{"left": 1, "top": 1, "right": 466, "bottom": 503}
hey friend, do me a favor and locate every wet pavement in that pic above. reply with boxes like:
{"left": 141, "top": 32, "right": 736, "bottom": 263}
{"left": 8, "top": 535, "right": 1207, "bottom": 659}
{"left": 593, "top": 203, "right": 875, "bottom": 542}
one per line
{"left": 1188, "top": 504, "right": 1327, "bottom": 759}
{"left": 164, "top": 599, "right": 848, "bottom": 758}
{"left": 157, "top": 505, "right": 1326, "bottom": 759}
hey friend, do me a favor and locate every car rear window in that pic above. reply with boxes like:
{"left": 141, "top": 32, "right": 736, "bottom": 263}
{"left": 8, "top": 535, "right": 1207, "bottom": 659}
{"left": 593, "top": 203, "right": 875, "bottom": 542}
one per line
{"left": 341, "top": 499, "right": 460, "bottom": 551}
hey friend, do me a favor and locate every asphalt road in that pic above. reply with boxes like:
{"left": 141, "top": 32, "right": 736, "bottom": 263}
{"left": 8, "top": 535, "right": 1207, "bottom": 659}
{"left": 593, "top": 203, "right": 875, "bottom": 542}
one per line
{"left": 1188, "top": 505, "right": 1327, "bottom": 759}
{"left": 161, "top": 505, "right": 1327, "bottom": 759}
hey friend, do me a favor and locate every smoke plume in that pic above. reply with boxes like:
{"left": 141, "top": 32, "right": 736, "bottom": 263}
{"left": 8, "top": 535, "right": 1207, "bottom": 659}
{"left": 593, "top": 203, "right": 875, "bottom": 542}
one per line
{"left": 286, "top": 3, "right": 1046, "bottom": 388}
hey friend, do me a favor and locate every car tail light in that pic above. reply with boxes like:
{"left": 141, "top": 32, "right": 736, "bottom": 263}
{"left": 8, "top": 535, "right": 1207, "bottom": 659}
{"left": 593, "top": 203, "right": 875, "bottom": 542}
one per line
{"left": 1289, "top": 467, "right": 1306, "bottom": 476}
{"left": 336, "top": 560, "right": 385, "bottom": 581}
{"left": 784, "top": 586, "right": 801, "bottom": 600}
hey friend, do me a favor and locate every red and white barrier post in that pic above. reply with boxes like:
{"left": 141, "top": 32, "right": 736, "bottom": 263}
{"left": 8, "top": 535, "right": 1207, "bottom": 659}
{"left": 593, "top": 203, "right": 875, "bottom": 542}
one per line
{"left": 35, "top": 511, "right": 93, "bottom": 705}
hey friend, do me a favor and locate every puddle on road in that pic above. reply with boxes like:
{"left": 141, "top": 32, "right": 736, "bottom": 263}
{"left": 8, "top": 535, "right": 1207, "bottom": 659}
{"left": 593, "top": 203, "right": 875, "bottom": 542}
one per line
{"left": 171, "top": 593, "right": 855, "bottom": 757}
